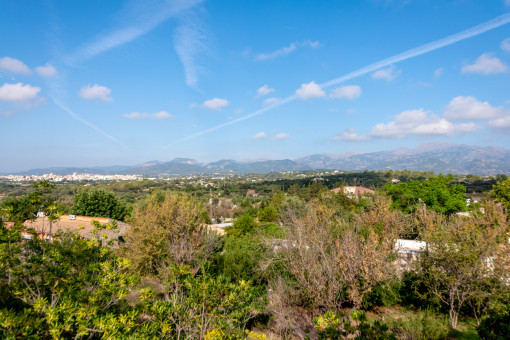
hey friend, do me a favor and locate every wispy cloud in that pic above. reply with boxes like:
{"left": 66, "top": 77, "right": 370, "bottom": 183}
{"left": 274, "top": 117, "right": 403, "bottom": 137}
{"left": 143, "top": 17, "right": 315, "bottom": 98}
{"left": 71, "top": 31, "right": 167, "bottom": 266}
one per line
{"left": 501, "top": 38, "right": 510, "bottom": 51}
{"left": 263, "top": 97, "right": 281, "bottom": 106}
{"left": 79, "top": 84, "right": 113, "bottom": 101}
{"left": 166, "top": 12, "right": 510, "bottom": 148}
{"left": 433, "top": 67, "right": 444, "bottom": 78}
{"left": 122, "top": 111, "right": 175, "bottom": 119}
{"left": 253, "top": 132, "right": 267, "bottom": 139}
{"left": 65, "top": 0, "right": 202, "bottom": 64}
{"left": 332, "top": 128, "right": 369, "bottom": 141}
{"left": 330, "top": 85, "right": 361, "bottom": 99}
{"left": 52, "top": 97, "right": 127, "bottom": 149}
{"left": 462, "top": 53, "right": 508, "bottom": 74}
{"left": 255, "top": 40, "right": 320, "bottom": 60}
{"left": 257, "top": 84, "right": 274, "bottom": 96}
{"left": 0, "top": 57, "right": 31, "bottom": 74}
{"left": 173, "top": 10, "right": 209, "bottom": 89}
{"left": 272, "top": 133, "right": 289, "bottom": 140}
{"left": 371, "top": 65, "right": 401, "bottom": 81}
{"left": 35, "top": 63, "right": 58, "bottom": 77}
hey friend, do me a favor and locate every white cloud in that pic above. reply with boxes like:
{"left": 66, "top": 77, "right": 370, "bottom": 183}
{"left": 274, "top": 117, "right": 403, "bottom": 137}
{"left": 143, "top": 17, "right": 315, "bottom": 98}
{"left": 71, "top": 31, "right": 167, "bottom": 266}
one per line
{"left": 152, "top": 111, "right": 173, "bottom": 119}
{"left": 296, "top": 81, "right": 325, "bottom": 100}
{"left": 506, "top": 0, "right": 510, "bottom": 7}
{"left": 371, "top": 66, "right": 400, "bottom": 81}
{"left": 0, "top": 57, "right": 31, "bottom": 74}
{"left": 462, "top": 53, "right": 508, "bottom": 74}
{"left": 263, "top": 97, "right": 281, "bottom": 106}
{"left": 35, "top": 63, "right": 58, "bottom": 77}
{"left": 167, "top": 16, "right": 510, "bottom": 147}
{"left": 370, "top": 109, "right": 478, "bottom": 138}
{"left": 330, "top": 85, "right": 361, "bottom": 99}
{"left": 255, "top": 40, "right": 319, "bottom": 60}
{"left": 433, "top": 67, "right": 444, "bottom": 78}
{"left": 332, "top": 128, "right": 368, "bottom": 141}
{"left": 122, "top": 110, "right": 174, "bottom": 119}
{"left": 272, "top": 132, "right": 289, "bottom": 140}
{"left": 0, "top": 82, "right": 40, "bottom": 102}
{"left": 489, "top": 115, "right": 510, "bottom": 130}
{"left": 444, "top": 96, "right": 503, "bottom": 121}
{"left": 257, "top": 84, "right": 274, "bottom": 96}
{"left": 501, "top": 38, "right": 510, "bottom": 52}
{"left": 79, "top": 84, "right": 112, "bottom": 101}
{"left": 203, "top": 97, "right": 229, "bottom": 110}
{"left": 253, "top": 132, "right": 267, "bottom": 139}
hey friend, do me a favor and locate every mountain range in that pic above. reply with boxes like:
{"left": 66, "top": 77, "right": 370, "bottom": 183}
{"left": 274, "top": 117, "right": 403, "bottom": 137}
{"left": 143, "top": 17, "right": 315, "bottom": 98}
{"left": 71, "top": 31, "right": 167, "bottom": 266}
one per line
{"left": 8, "top": 143, "right": 510, "bottom": 177}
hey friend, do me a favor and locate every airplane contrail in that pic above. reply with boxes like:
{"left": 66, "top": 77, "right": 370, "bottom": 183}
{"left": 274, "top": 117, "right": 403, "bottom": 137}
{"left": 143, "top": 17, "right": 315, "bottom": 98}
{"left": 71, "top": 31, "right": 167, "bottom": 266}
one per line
{"left": 52, "top": 97, "right": 128, "bottom": 149}
{"left": 166, "top": 12, "right": 510, "bottom": 148}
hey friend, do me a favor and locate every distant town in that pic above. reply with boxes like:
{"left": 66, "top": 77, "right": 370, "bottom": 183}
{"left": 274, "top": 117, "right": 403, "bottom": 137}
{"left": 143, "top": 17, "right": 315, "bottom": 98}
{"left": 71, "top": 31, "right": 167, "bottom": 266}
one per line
{"left": 0, "top": 173, "right": 143, "bottom": 182}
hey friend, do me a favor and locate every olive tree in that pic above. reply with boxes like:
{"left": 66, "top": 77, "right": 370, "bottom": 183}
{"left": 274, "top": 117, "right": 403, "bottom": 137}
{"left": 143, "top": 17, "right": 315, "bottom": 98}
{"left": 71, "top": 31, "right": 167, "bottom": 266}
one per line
{"left": 417, "top": 203, "right": 509, "bottom": 329}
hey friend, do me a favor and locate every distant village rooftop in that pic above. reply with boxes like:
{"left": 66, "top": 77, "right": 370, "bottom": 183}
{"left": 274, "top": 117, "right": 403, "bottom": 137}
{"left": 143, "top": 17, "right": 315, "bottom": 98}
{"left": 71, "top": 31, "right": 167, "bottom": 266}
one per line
{"left": 331, "top": 186, "right": 375, "bottom": 197}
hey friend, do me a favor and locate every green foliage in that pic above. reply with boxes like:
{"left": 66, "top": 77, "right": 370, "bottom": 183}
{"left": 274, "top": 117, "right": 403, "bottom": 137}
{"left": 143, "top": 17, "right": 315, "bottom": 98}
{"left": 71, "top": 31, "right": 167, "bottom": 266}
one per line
{"left": 71, "top": 189, "right": 130, "bottom": 221}
{"left": 0, "top": 229, "right": 139, "bottom": 339}
{"left": 388, "top": 310, "right": 449, "bottom": 340}
{"left": 214, "top": 234, "right": 267, "bottom": 282}
{"left": 0, "top": 226, "right": 263, "bottom": 339}
{"left": 0, "top": 195, "right": 34, "bottom": 223}
{"left": 257, "top": 205, "right": 279, "bottom": 222}
{"left": 2, "top": 175, "right": 510, "bottom": 339}
{"left": 123, "top": 192, "right": 214, "bottom": 275}
{"left": 477, "top": 294, "right": 510, "bottom": 339}
{"left": 385, "top": 175, "right": 466, "bottom": 214}
{"left": 0, "top": 181, "right": 60, "bottom": 224}
{"left": 398, "top": 271, "right": 441, "bottom": 311}
{"left": 362, "top": 280, "right": 402, "bottom": 309}
{"left": 416, "top": 205, "right": 509, "bottom": 329}
{"left": 313, "top": 310, "right": 397, "bottom": 340}
{"left": 491, "top": 178, "right": 510, "bottom": 210}
{"left": 226, "top": 213, "right": 258, "bottom": 236}
{"left": 136, "top": 266, "right": 266, "bottom": 339}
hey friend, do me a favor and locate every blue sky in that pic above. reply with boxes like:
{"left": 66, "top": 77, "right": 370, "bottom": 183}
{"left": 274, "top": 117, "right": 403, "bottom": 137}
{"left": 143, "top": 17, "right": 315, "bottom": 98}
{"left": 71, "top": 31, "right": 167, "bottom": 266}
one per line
{"left": 1, "top": 0, "right": 510, "bottom": 172}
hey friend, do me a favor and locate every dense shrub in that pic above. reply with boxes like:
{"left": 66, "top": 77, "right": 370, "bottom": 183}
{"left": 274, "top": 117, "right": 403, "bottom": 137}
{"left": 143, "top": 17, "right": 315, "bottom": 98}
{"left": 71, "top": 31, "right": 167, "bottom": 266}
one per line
{"left": 71, "top": 189, "right": 130, "bottom": 221}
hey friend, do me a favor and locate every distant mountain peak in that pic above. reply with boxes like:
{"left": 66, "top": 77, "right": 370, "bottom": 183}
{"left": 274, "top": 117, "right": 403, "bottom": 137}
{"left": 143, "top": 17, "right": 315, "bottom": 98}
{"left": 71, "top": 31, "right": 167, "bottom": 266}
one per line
{"left": 169, "top": 158, "right": 198, "bottom": 165}
{"left": 9, "top": 143, "right": 510, "bottom": 177}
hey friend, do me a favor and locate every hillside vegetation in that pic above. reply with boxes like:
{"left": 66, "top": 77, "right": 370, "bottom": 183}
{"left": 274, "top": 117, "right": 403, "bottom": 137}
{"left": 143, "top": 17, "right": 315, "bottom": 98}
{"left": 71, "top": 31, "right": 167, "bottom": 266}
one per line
{"left": 1, "top": 174, "right": 510, "bottom": 339}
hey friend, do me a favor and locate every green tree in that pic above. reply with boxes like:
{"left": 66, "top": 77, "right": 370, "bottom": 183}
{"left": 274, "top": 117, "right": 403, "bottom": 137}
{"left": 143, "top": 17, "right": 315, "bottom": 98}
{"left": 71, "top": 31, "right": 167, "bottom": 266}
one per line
{"left": 71, "top": 189, "right": 130, "bottom": 221}
{"left": 123, "top": 192, "right": 216, "bottom": 275}
{"left": 416, "top": 204, "right": 509, "bottom": 329}
{"left": 492, "top": 178, "right": 510, "bottom": 210}
{"left": 226, "top": 214, "right": 258, "bottom": 236}
{"left": 385, "top": 175, "right": 466, "bottom": 214}
{"left": 257, "top": 205, "right": 278, "bottom": 222}
{"left": 0, "top": 227, "right": 138, "bottom": 339}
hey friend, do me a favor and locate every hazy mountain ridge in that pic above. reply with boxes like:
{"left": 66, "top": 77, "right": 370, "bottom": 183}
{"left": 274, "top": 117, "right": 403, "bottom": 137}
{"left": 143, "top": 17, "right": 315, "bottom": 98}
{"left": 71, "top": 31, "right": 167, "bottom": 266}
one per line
{"left": 9, "top": 143, "right": 510, "bottom": 176}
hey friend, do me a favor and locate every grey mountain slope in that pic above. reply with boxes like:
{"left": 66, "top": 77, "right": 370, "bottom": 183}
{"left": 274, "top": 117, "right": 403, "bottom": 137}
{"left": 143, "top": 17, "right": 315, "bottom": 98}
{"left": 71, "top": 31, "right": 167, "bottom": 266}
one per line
{"left": 15, "top": 166, "right": 134, "bottom": 176}
{"left": 8, "top": 143, "right": 510, "bottom": 176}
{"left": 298, "top": 143, "right": 510, "bottom": 175}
